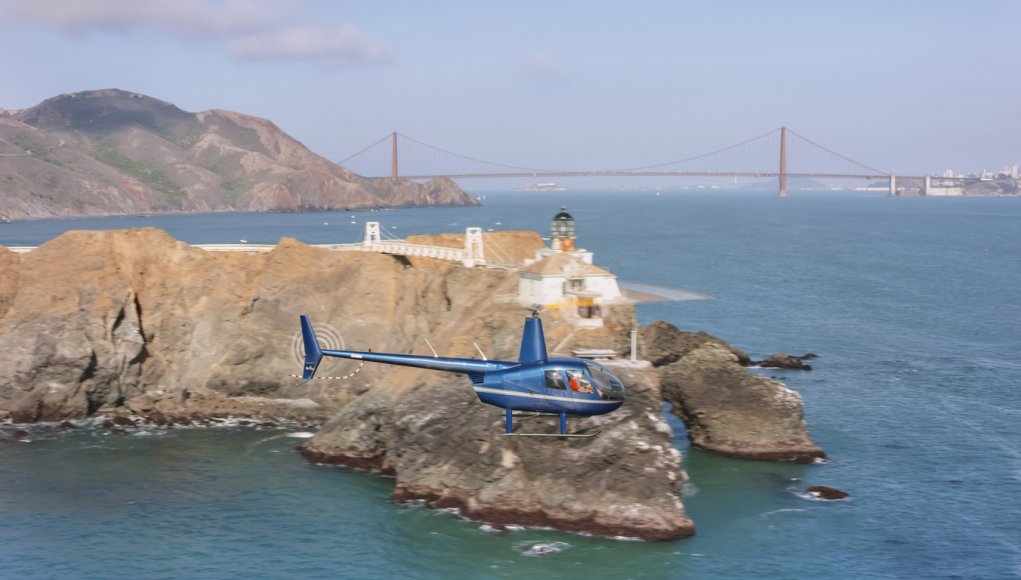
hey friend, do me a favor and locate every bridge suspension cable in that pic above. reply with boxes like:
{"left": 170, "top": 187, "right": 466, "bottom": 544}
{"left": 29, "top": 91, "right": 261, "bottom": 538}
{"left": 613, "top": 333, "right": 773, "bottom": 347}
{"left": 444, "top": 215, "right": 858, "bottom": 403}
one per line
{"left": 336, "top": 127, "right": 893, "bottom": 183}
{"left": 338, "top": 133, "right": 392, "bottom": 166}
{"left": 396, "top": 133, "right": 554, "bottom": 174}
{"left": 614, "top": 128, "right": 781, "bottom": 173}
{"left": 785, "top": 128, "right": 888, "bottom": 176}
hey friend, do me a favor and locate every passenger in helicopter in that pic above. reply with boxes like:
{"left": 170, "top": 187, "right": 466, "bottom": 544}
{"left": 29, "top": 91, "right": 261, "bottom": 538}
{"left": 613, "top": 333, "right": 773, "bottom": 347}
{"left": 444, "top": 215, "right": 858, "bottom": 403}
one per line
{"left": 567, "top": 369, "right": 594, "bottom": 393}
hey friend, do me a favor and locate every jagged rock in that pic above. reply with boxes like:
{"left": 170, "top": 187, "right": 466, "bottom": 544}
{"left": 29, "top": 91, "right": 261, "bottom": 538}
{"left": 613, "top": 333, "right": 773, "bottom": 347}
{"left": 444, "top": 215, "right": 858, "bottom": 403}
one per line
{"left": 658, "top": 344, "right": 825, "bottom": 463}
{"left": 641, "top": 320, "right": 750, "bottom": 366}
{"left": 757, "top": 353, "right": 812, "bottom": 370}
{"left": 806, "top": 485, "right": 848, "bottom": 500}
{"left": 301, "top": 364, "right": 695, "bottom": 541}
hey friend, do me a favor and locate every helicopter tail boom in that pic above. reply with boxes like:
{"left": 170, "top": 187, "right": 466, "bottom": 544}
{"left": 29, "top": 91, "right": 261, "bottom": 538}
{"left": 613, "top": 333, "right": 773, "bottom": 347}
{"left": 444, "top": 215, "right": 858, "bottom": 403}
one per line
{"left": 298, "top": 315, "right": 512, "bottom": 380}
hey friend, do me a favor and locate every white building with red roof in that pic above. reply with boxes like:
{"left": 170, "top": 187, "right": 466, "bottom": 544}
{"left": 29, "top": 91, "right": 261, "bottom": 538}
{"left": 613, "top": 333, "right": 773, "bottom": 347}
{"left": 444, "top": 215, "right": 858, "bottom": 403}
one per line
{"left": 517, "top": 207, "right": 625, "bottom": 323}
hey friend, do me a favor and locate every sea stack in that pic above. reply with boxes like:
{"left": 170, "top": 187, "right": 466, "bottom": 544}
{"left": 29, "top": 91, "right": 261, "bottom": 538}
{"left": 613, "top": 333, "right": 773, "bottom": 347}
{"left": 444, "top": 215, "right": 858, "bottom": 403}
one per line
{"left": 658, "top": 342, "right": 826, "bottom": 463}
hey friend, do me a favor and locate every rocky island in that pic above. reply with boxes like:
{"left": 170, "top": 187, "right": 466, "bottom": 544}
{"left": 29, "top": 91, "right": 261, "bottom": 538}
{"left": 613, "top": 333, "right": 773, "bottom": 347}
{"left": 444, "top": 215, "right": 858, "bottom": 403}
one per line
{"left": 0, "top": 228, "right": 824, "bottom": 540}
{"left": 0, "top": 89, "right": 476, "bottom": 221}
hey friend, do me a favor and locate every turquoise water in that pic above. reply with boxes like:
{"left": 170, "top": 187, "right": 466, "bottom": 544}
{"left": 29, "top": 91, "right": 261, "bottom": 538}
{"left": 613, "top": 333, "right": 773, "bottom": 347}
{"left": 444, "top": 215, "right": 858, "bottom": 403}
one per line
{"left": 2, "top": 191, "right": 1020, "bottom": 578}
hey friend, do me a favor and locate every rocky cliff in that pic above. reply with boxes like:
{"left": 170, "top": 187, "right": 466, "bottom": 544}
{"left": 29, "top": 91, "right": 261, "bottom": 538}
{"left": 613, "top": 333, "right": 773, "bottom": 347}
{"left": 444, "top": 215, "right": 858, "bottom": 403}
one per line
{"left": 0, "top": 228, "right": 824, "bottom": 540}
{"left": 0, "top": 89, "right": 477, "bottom": 220}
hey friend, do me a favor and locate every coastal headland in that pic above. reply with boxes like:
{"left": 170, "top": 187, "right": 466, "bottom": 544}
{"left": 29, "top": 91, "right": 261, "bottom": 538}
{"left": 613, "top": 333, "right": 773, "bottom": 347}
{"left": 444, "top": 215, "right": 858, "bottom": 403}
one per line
{"left": 0, "top": 228, "right": 824, "bottom": 540}
{"left": 0, "top": 89, "right": 477, "bottom": 221}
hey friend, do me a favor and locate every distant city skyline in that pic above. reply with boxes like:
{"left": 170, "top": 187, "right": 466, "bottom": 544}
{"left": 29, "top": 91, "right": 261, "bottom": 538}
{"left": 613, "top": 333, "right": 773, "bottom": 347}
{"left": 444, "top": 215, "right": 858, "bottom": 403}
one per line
{"left": 1, "top": 1, "right": 1018, "bottom": 179}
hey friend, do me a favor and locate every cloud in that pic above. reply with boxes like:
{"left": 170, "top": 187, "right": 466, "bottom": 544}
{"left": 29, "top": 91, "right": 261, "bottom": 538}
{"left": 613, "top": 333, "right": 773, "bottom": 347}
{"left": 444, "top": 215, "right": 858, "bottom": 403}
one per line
{"left": 2, "top": 0, "right": 277, "bottom": 37}
{"left": 1, "top": 0, "right": 391, "bottom": 66}
{"left": 230, "top": 24, "right": 391, "bottom": 65}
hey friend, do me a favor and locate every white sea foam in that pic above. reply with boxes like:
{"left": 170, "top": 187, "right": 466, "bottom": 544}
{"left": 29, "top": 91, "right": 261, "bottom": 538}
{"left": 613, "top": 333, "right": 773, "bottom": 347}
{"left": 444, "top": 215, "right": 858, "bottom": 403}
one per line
{"left": 284, "top": 432, "right": 315, "bottom": 438}
{"left": 761, "top": 508, "right": 807, "bottom": 517}
{"left": 514, "top": 541, "right": 570, "bottom": 557}
{"left": 796, "top": 490, "right": 850, "bottom": 502}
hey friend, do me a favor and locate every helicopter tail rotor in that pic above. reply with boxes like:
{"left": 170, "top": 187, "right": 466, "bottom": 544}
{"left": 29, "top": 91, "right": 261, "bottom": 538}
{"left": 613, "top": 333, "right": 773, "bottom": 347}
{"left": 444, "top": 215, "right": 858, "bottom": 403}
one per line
{"left": 299, "top": 315, "right": 324, "bottom": 382}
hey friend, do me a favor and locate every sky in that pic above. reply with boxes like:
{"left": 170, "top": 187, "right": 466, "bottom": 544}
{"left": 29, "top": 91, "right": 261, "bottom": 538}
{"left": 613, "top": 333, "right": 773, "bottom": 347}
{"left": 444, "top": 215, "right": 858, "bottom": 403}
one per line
{"left": 1, "top": 0, "right": 1019, "bottom": 180}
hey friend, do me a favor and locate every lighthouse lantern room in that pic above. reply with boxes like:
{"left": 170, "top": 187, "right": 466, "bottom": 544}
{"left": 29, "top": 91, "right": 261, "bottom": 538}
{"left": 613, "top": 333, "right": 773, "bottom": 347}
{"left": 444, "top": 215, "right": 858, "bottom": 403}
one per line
{"left": 551, "top": 206, "right": 576, "bottom": 252}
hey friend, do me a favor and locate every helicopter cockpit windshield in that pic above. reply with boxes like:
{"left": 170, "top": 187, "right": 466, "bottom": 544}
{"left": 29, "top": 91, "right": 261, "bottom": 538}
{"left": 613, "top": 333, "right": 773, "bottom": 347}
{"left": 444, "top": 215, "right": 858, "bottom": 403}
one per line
{"left": 585, "top": 362, "right": 626, "bottom": 401}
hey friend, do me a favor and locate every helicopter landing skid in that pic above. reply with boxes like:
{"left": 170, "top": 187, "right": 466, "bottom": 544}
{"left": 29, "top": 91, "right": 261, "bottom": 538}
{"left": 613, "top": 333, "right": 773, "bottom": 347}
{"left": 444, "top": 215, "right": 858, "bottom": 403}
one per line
{"left": 503, "top": 430, "right": 600, "bottom": 438}
{"left": 503, "top": 409, "right": 598, "bottom": 438}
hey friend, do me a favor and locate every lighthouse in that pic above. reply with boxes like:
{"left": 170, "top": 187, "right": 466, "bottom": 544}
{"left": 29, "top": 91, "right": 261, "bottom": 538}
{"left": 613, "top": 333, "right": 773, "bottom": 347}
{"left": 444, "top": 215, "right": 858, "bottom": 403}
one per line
{"left": 518, "top": 206, "right": 623, "bottom": 325}
{"left": 550, "top": 206, "right": 576, "bottom": 252}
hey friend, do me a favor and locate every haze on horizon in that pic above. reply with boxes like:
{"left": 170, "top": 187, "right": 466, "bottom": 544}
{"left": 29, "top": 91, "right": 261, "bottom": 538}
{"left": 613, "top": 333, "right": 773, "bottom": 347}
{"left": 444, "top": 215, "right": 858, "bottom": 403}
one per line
{"left": 1, "top": 1, "right": 1017, "bottom": 181}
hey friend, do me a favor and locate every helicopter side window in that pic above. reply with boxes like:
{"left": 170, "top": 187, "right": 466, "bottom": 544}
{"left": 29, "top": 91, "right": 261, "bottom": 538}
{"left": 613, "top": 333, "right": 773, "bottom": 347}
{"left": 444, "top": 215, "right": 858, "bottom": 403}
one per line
{"left": 545, "top": 369, "right": 567, "bottom": 390}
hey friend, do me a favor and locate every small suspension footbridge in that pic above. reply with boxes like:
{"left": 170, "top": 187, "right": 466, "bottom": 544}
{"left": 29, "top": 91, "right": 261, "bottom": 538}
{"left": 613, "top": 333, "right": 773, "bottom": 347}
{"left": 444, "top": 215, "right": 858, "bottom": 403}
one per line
{"left": 339, "top": 127, "right": 924, "bottom": 196}
{"left": 186, "top": 221, "right": 498, "bottom": 267}
{"left": 8, "top": 221, "right": 501, "bottom": 268}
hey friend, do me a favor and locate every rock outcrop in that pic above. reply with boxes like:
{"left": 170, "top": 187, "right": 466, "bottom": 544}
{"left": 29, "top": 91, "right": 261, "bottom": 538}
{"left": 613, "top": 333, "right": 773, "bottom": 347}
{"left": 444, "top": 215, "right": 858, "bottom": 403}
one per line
{"left": 657, "top": 342, "right": 825, "bottom": 463}
{"left": 301, "top": 363, "right": 694, "bottom": 540}
{"left": 0, "top": 89, "right": 477, "bottom": 220}
{"left": 756, "top": 352, "right": 813, "bottom": 370}
{"left": 805, "top": 485, "right": 849, "bottom": 500}
{"left": 0, "top": 228, "right": 827, "bottom": 540}
{"left": 641, "top": 319, "right": 750, "bottom": 366}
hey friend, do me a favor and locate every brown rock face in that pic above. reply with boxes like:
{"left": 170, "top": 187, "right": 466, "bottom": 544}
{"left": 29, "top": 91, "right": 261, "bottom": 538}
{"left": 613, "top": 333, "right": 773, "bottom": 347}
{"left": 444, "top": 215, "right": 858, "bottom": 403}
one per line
{"left": 642, "top": 320, "right": 751, "bottom": 366}
{"left": 658, "top": 343, "right": 825, "bottom": 463}
{"left": 0, "top": 227, "right": 512, "bottom": 423}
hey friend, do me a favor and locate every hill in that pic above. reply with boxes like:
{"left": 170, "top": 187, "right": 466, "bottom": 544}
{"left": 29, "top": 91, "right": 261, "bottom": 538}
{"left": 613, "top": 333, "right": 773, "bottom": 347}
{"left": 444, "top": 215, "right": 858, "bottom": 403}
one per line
{"left": 0, "top": 89, "right": 476, "bottom": 220}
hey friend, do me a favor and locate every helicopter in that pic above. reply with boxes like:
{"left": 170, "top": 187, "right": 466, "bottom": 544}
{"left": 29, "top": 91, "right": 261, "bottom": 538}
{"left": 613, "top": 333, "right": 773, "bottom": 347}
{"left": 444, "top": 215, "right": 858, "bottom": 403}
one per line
{"left": 298, "top": 307, "right": 626, "bottom": 436}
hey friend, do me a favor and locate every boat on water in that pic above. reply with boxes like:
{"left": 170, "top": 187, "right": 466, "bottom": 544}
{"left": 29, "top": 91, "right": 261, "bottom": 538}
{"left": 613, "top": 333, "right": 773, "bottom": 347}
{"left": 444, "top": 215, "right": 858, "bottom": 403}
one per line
{"left": 517, "top": 182, "right": 568, "bottom": 192}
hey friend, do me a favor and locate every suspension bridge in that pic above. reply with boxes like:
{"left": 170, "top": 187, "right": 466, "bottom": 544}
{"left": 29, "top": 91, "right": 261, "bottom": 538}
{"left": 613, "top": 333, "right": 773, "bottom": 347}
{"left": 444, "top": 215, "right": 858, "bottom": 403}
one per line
{"left": 339, "top": 127, "right": 924, "bottom": 196}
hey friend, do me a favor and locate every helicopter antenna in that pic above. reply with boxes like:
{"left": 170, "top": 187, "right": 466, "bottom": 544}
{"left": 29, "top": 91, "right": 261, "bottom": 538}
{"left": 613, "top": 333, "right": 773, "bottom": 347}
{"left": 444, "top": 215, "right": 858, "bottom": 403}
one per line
{"left": 473, "top": 342, "right": 488, "bottom": 360}
{"left": 424, "top": 337, "right": 439, "bottom": 358}
{"left": 528, "top": 303, "right": 543, "bottom": 318}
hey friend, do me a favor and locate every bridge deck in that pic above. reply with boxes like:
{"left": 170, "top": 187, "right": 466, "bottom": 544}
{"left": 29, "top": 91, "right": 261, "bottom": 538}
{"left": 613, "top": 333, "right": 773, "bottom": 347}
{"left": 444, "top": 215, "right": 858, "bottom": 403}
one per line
{"left": 8, "top": 240, "right": 511, "bottom": 268}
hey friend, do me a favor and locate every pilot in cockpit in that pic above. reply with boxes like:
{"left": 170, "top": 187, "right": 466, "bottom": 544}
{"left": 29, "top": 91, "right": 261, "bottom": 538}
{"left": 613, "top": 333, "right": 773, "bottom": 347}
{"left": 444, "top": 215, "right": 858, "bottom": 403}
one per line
{"left": 567, "top": 369, "right": 594, "bottom": 393}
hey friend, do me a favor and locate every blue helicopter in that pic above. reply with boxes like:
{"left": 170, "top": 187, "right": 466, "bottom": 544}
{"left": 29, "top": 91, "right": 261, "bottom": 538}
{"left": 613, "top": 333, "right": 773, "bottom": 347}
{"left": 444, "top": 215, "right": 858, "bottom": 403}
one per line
{"left": 299, "top": 308, "right": 626, "bottom": 436}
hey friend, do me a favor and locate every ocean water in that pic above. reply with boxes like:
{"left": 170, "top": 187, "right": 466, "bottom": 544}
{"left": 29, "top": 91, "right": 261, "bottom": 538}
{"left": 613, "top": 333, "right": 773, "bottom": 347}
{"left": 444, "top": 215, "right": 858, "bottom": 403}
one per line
{"left": 2, "top": 190, "right": 1020, "bottom": 579}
